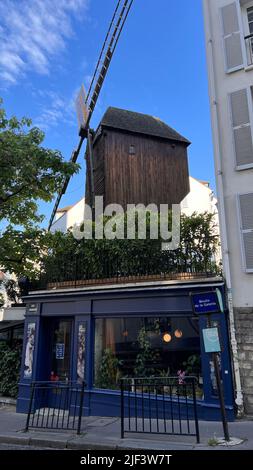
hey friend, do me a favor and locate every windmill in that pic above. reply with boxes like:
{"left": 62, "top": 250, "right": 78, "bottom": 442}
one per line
{"left": 48, "top": 0, "right": 134, "bottom": 229}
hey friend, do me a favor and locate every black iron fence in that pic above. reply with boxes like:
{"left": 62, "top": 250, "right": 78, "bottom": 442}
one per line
{"left": 120, "top": 377, "right": 200, "bottom": 443}
{"left": 25, "top": 381, "right": 85, "bottom": 434}
{"left": 29, "top": 250, "right": 218, "bottom": 291}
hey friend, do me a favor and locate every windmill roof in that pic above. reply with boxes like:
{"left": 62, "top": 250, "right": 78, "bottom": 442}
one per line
{"left": 99, "top": 107, "right": 190, "bottom": 145}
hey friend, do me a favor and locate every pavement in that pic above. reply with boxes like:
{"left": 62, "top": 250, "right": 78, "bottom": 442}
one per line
{"left": 0, "top": 404, "right": 252, "bottom": 451}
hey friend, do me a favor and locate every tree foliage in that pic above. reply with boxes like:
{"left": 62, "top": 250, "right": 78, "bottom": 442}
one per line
{"left": 0, "top": 343, "right": 22, "bottom": 398}
{"left": 0, "top": 98, "right": 79, "bottom": 273}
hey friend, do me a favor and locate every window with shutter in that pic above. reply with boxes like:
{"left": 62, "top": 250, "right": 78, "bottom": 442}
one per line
{"left": 238, "top": 193, "right": 253, "bottom": 272}
{"left": 229, "top": 88, "right": 253, "bottom": 169}
{"left": 221, "top": 2, "right": 244, "bottom": 72}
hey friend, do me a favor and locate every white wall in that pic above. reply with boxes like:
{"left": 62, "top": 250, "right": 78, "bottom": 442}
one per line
{"left": 181, "top": 177, "right": 218, "bottom": 216}
{"left": 51, "top": 198, "right": 85, "bottom": 233}
{"left": 203, "top": 0, "right": 253, "bottom": 306}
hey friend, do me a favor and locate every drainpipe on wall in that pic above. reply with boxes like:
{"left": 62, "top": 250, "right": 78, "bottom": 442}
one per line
{"left": 203, "top": 0, "right": 244, "bottom": 415}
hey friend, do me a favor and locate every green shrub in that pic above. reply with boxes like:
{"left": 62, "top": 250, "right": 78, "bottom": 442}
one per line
{"left": 0, "top": 343, "right": 21, "bottom": 398}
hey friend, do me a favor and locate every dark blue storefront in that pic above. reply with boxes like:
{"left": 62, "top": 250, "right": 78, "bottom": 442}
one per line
{"left": 17, "top": 278, "right": 236, "bottom": 421}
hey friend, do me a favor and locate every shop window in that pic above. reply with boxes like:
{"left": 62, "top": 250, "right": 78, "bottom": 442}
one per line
{"left": 12, "top": 326, "right": 24, "bottom": 346}
{"left": 94, "top": 316, "right": 203, "bottom": 396}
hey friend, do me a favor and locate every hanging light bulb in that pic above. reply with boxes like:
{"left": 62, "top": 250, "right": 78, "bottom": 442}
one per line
{"left": 174, "top": 329, "right": 183, "bottom": 339}
{"left": 163, "top": 333, "right": 172, "bottom": 343}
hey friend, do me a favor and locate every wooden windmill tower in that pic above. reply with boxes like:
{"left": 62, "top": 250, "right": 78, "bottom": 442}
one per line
{"left": 85, "top": 107, "right": 190, "bottom": 211}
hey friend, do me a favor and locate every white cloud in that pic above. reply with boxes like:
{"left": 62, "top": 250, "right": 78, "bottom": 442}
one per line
{"left": 0, "top": 0, "right": 88, "bottom": 84}
{"left": 34, "top": 88, "right": 79, "bottom": 131}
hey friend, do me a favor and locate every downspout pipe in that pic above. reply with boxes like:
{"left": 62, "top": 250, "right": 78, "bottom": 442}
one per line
{"left": 203, "top": 0, "right": 244, "bottom": 414}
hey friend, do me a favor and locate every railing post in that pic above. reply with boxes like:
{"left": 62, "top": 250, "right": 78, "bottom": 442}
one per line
{"left": 25, "top": 382, "right": 36, "bottom": 432}
{"left": 120, "top": 379, "right": 124, "bottom": 439}
{"left": 77, "top": 381, "right": 85, "bottom": 435}
{"left": 192, "top": 378, "right": 200, "bottom": 444}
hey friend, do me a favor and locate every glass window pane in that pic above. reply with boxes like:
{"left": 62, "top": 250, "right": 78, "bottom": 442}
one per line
{"left": 51, "top": 320, "right": 72, "bottom": 381}
{"left": 94, "top": 316, "right": 202, "bottom": 396}
{"left": 0, "top": 330, "right": 10, "bottom": 343}
{"left": 13, "top": 327, "right": 24, "bottom": 340}
{"left": 248, "top": 7, "right": 253, "bottom": 23}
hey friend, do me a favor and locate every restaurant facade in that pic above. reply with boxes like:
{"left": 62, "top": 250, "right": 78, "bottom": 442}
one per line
{"left": 17, "top": 277, "right": 235, "bottom": 421}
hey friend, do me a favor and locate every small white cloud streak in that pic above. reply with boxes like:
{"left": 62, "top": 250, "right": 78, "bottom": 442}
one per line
{"left": 0, "top": 0, "right": 88, "bottom": 84}
{"left": 34, "top": 87, "right": 80, "bottom": 131}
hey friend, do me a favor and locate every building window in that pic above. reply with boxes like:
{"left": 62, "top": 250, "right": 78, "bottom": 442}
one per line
{"left": 247, "top": 6, "right": 253, "bottom": 32}
{"left": 221, "top": 2, "right": 244, "bottom": 72}
{"left": 229, "top": 88, "right": 253, "bottom": 169}
{"left": 245, "top": 5, "right": 253, "bottom": 64}
{"left": 0, "top": 330, "right": 10, "bottom": 344}
{"left": 129, "top": 145, "right": 136, "bottom": 156}
{"left": 94, "top": 316, "right": 202, "bottom": 393}
{"left": 238, "top": 192, "right": 253, "bottom": 272}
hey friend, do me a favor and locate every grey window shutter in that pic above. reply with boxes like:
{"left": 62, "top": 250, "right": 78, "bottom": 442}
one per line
{"left": 239, "top": 193, "right": 253, "bottom": 271}
{"left": 229, "top": 89, "right": 253, "bottom": 167}
{"left": 221, "top": 2, "right": 244, "bottom": 72}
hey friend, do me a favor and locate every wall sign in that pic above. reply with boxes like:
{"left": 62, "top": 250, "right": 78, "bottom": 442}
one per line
{"left": 190, "top": 291, "right": 220, "bottom": 315}
{"left": 24, "top": 322, "right": 36, "bottom": 378}
{"left": 28, "top": 304, "right": 38, "bottom": 313}
{"left": 56, "top": 343, "right": 65, "bottom": 360}
{"left": 203, "top": 327, "right": 221, "bottom": 353}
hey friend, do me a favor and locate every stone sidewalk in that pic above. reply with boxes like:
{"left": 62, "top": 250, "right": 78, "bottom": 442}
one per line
{"left": 0, "top": 404, "right": 252, "bottom": 450}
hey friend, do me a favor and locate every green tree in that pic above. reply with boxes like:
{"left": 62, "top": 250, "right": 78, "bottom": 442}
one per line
{"left": 0, "top": 98, "right": 79, "bottom": 275}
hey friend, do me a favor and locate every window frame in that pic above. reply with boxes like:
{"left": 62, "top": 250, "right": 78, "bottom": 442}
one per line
{"left": 227, "top": 86, "right": 253, "bottom": 171}
{"left": 219, "top": 1, "right": 247, "bottom": 73}
{"left": 241, "top": 0, "right": 253, "bottom": 66}
{"left": 237, "top": 192, "right": 253, "bottom": 273}
{"left": 241, "top": 0, "right": 253, "bottom": 35}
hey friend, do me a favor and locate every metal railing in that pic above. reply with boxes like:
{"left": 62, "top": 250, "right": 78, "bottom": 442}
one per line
{"left": 25, "top": 381, "right": 85, "bottom": 434}
{"left": 245, "top": 34, "right": 253, "bottom": 66}
{"left": 29, "top": 251, "right": 219, "bottom": 291}
{"left": 120, "top": 377, "right": 200, "bottom": 443}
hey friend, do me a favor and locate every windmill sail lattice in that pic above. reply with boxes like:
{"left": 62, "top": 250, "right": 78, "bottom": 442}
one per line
{"left": 48, "top": 0, "right": 134, "bottom": 229}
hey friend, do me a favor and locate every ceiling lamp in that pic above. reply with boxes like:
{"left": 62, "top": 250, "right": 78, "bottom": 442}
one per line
{"left": 163, "top": 333, "right": 172, "bottom": 343}
{"left": 174, "top": 329, "right": 183, "bottom": 339}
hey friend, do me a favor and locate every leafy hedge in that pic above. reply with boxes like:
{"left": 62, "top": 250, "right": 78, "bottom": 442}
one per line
{"left": 39, "top": 212, "right": 221, "bottom": 284}
{"left": 0, "top": 343, "right": 21, "bottom": 398}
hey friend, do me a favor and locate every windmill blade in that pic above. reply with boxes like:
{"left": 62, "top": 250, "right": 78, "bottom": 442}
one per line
{"left": 48, "top": 0, "right": 134, "bottom": 230}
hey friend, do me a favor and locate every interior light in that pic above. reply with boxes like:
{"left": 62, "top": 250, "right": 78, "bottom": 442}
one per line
{"left": 122, "top": 330, "right": 128, "bottom": 337}
{"left": 175, "top": 329, "right": 183, "bottom": 339}
{"left": 163, "top": 333, "right": 172, "bottom": 343}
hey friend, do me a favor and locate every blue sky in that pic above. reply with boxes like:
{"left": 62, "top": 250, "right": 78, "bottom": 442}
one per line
{"left": 0, "top": 0, "right": 214, "bottom": 227}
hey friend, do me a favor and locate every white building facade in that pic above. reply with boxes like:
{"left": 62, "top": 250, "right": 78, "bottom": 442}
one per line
{"left": 51, "top": 177, "right": 219, "bottom": 233}
{"left": 181, "top": 177, "right": 218, "bottom": 217}
{"left": 203, "top": 0, "right": 253, "bottom": 413}
{"left": 51, "top": 198, "right": 86, "bottom": 233}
